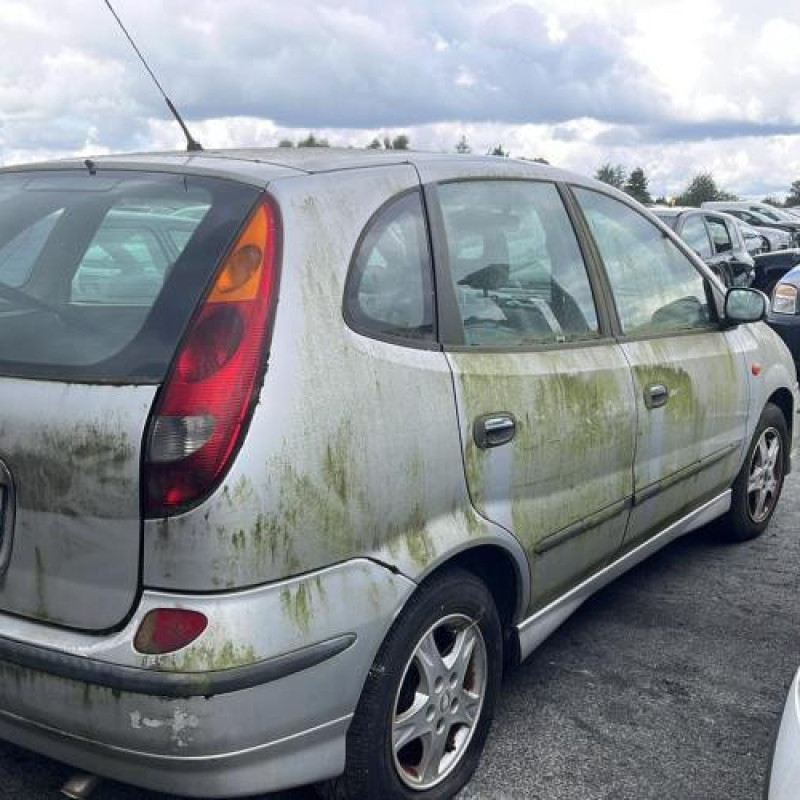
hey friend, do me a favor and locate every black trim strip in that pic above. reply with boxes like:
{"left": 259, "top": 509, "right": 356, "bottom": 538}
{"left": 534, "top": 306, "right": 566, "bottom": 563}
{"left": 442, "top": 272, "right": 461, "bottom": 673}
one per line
{"left": 0, "top": 633, "right": 356, "bottom": 699}
{"left": 634, "top": 443, "right": 740, "bottom": 506}
{"left": 534, "top": 498, "right": 631, "bottom": 555}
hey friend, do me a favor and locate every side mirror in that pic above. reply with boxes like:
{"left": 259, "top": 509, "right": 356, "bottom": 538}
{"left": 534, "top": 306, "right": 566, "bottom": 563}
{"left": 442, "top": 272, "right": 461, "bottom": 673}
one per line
{"left": 724, "top": 287, "right": 767, "bottom": 324}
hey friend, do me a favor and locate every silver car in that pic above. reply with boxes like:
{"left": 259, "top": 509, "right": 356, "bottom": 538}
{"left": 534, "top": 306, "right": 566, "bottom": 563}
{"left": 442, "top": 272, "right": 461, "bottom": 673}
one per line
{"left": 767, "top": 669, "right": 800, "bottom": 800}
{"left": 0, "top": 150, "right": 795, "bottom": 800}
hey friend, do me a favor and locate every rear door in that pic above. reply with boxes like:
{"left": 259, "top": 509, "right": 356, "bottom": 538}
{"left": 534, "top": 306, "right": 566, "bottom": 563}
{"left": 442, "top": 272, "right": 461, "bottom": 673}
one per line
{"left": 0, "top": 169, "right": 258, "bottom": 629}
{"left": 572, "top": 188, "right": 749, "bottom": 547}
{"left": 427, "top": 179, "right": 637, "bottom": 609}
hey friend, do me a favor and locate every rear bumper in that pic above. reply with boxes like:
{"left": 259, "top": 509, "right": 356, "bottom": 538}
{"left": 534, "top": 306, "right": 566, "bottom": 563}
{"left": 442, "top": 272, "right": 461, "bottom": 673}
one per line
{"left": 0, "top": 559, "right": 415, "bottom": 797}
{"left": 767, "top": 669, "right": 800, "bottom": 800}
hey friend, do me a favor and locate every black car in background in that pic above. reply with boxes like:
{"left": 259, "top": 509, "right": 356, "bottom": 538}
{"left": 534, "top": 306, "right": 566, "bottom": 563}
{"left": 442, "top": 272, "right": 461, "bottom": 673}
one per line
{"left": 652, "top": 207, "right": 754, "bottom": 288}
{"left": 767, "top": 264, "right": 800, "bottom": 374}
{"left": 753, "top": 248, "right": 800, "bottom": 296}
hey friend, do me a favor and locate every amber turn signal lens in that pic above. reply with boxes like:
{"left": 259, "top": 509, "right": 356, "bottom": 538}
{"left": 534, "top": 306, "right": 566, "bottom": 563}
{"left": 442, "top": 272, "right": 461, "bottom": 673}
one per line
{"left": 208, "top": 205, "right": 269, "bottom": 303}
{"left": 134, "top": 608, "right": 209, "bottom": 655}
{"left": 213, "top": 245, "right": 263, "bottom": 297}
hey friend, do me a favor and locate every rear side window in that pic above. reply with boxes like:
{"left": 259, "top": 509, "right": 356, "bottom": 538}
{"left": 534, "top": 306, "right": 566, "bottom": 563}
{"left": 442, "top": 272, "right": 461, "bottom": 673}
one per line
{"left": 438, "top": 180, "right": 599, "bottom": 347}
{"left": 0, "top": 170, "right": 259, "bottom": 381}
{"left": 574, "top": 188, "right": 713, "bottom": 335}
{"left": 345, "top": 191, "right": 434, "bottom": 343}
{"left": 706, "top": 216, "right": 733, "bottom": 255}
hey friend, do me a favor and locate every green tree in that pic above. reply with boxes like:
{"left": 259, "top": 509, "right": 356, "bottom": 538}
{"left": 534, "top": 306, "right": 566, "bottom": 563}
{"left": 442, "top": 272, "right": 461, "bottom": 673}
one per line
{"left": 297, "top": 133, "right": 329, "bottom": 148}
{"left": 675, "top": 172, "right": 737, "bottom": 207}
{"left": 762, "top": 195, "right": 783, "bottom": 207}
{"left": 488, "top": 145, "right": 509, "bottom": 157}
{"left": 787, "top": 180, "right": 800, "bottom": 208}
{"left": 367, "top": 138, "right": 382, "bottom": 150}
{"left": 455, "top": 135, "right": 471, "bottom": 154}
{"left": 391, "top": 134, "right": 410, "bottom": 150}
{"left": 623, "top": 167, "right": 653, "bottom": 205}
{"left": 278, "top": 139, "right": 294, "bottom": 148}
{"left": 595, "top": 163, "right": 626, "bottom": 189}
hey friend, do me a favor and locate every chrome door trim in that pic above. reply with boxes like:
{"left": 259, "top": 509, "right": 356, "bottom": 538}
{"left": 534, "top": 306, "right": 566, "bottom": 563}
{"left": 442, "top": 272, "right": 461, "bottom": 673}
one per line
{"left": 516, "top": 490, "right": 731, "bottom": 661}
{"left": 0, "top": 461, "right": 15, "bottom": 580}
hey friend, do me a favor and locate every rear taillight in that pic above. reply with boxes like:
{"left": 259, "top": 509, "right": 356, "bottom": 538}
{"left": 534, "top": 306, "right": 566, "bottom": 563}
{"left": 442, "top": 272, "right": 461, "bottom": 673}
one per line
{"left": 143, "top": 200, "right": 279, "bottom": 517}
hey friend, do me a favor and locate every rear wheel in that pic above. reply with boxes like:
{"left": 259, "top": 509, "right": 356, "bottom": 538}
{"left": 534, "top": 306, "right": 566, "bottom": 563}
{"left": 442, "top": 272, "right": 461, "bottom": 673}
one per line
{"left": 721, "top": 402, "right": 788, "bottom": 541}
{"left": 319, "top": 568, "right": 502, "bottom": 800}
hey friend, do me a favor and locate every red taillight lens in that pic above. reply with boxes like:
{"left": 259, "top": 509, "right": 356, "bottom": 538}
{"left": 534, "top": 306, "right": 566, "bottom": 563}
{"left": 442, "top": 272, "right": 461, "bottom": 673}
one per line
{"left": 144, "top": 201, "right": 279, "bottom": 516}
{"left": 134, "top": 608, "right": 208, "bottom": 655}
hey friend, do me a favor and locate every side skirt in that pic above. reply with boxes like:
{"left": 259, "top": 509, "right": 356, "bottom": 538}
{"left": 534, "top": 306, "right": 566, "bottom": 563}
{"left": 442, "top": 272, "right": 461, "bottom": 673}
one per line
{"left": 516, "top": 490, "right": 731, "bottom": 662}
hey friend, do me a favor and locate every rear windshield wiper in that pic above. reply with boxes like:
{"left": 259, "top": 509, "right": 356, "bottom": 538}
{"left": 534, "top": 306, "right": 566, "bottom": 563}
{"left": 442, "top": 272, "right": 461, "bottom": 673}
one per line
{"left": 0, "top": 281, "right": 101, "bottom": 333}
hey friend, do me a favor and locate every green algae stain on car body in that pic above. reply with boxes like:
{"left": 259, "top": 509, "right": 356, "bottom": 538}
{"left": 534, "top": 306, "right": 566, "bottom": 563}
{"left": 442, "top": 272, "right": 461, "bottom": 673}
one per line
{"left": 451, "top": 346, "right": 636, "bottom": 555}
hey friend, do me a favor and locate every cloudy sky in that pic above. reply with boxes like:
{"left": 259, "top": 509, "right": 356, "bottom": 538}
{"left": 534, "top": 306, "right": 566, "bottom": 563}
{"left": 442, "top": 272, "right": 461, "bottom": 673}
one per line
{"left": 2, "top": 0, "right": 800, "bottom": 197}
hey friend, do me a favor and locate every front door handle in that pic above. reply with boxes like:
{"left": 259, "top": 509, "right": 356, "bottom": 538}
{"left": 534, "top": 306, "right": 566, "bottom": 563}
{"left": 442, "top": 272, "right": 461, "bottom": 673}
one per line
{"left": 644, "top": 383, "right": 669, "bottom": 410}
{"left": 474, "top": 413, "right": 516, "bottom": 449}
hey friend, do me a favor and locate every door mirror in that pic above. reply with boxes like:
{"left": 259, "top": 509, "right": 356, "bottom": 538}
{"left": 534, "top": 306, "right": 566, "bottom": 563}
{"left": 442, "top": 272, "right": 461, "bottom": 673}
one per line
{"left": 724, "top": 287, "right": 767, "bottom": 324}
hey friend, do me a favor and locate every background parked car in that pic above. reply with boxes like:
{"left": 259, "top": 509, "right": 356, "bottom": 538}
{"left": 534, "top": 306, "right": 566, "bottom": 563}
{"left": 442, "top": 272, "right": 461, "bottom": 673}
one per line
{"left": 702, "top": 202, "right": 800, "bottom": 249}
{"left": 767, "top": 263, "right": 800, "bottom": 373}
{"left": 738, "top": 221, "right": 770, "bottom": 255}
{"left": 725, "top": 218, "right": 800, "bottom": 295}
{"left": 765, "top": 668, "right": 800, "bottom": 800}
{"left": 651, "top": 206, "right": 755, "bottom": 288}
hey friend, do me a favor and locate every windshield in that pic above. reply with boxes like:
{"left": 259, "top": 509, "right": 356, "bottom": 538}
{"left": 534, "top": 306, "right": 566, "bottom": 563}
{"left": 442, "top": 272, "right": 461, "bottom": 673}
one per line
{"left": 0, "top": 170, "right": 259, "bottom": 381}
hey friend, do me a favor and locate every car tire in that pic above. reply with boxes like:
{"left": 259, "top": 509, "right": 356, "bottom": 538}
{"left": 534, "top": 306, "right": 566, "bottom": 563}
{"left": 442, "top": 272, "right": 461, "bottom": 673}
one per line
{"left": 721, "top": 402, "right": 788, "bottom": 542}
{"left": 317, "top": 568, "right": 502, "bottom": 800}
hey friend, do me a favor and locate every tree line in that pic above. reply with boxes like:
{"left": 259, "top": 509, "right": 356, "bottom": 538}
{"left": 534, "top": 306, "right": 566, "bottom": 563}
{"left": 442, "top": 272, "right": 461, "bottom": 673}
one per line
{"left": 275, "top": 133, "right": 548, "bottom": 160}
{"left": 593, "top": 163, "right": 739, "bottom": 207}
{"left": 275, "top": 137, "right": 800, "bottom": 208}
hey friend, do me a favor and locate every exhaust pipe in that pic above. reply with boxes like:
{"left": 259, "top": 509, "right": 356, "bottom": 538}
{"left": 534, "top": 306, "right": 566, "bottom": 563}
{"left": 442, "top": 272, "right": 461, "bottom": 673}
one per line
{"left": 61, "top": 773, "right": 101, "bottom": 799}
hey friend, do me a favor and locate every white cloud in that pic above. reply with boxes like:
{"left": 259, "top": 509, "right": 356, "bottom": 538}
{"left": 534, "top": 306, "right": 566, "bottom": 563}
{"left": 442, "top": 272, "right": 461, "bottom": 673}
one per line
{"left": 0, "top": 0, "right": 799, "bottom": 197}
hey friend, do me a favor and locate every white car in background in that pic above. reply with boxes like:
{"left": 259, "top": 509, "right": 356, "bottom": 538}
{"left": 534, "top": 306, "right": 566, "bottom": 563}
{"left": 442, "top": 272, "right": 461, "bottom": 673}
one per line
{"left": 766, "top": 669, "right": 800, "bottom": 800}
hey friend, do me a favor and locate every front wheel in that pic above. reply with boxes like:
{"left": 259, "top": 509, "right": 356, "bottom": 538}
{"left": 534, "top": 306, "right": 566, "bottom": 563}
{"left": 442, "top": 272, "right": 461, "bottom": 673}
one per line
{"left": 722, "top": 402, "right": 788, "bottom": 542}
{"left": 319, "top": 568, "right": 502, "bottom": 800}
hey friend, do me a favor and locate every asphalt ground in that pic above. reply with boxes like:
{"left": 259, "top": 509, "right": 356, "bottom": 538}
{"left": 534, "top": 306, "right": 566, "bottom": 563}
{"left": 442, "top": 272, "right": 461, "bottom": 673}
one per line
{"left": 2, "top": 472, "right": 799, "bottom": 800}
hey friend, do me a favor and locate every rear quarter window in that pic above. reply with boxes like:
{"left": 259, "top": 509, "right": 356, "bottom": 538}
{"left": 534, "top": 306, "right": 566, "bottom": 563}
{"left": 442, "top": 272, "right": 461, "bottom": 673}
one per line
{"left": 344, "top": 190, "right": 435, "bottom": 345}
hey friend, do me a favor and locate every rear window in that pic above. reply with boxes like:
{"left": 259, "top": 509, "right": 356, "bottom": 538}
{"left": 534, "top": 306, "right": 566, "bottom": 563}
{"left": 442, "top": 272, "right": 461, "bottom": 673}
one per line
{"left": 0, "top": 170, "right": 259, "bottom": 381}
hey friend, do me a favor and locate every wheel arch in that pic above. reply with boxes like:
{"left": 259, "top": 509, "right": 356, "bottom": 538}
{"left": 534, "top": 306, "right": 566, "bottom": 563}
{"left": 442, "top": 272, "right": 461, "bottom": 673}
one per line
{"left": 413, "top": 543, "right": 528, "bottom": 670}
{"left": 768, "top": 387, "right": 794, "bottom": 470}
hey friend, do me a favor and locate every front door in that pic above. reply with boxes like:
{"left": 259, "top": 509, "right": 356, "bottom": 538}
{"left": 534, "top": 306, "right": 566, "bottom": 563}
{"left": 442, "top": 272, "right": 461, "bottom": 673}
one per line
{"left": 572, "top": 187, "right": 749, "bottom": 546}
{"left": 429, "top": 179, "right": 637, "bottom": 611}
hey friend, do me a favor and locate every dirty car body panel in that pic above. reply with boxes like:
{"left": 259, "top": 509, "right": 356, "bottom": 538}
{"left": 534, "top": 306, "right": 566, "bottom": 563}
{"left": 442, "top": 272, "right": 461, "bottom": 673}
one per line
{"left": 0, "top": 150, "right": 793, "bottom": 798}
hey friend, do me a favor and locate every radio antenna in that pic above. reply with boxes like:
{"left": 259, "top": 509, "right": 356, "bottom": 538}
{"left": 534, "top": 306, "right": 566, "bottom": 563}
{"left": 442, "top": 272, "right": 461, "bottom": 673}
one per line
{"left": 102, "top": 0, "right": 203, "bottom": 152}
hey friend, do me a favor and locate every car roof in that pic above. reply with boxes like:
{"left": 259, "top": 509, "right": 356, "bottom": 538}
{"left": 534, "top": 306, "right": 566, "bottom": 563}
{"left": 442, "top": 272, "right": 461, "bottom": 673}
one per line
{"left": 0, "top": 148, "right": 601, "bottom": 190}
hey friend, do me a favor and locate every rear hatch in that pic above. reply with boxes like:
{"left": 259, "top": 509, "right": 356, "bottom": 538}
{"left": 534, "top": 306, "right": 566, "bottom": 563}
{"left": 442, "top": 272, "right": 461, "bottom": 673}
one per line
{"left": 0, "top": 168, "right": 259, "bottom": 630}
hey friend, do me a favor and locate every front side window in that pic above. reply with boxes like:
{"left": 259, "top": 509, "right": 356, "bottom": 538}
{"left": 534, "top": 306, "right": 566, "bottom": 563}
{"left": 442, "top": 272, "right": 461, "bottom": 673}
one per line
{"left": 680, "top": 215, "right": 712, "bottom": 259}
{"left": 705, "top": 216, "right": 733, "bottom": 255}
{"left": 574, "top": 188, "right": 714, "bottom": 335}
{"left": 438, "top": 181, "right": 599, "bottom": 347}
{"left": 345, "top": 191, "right": 434, "bottom": 343}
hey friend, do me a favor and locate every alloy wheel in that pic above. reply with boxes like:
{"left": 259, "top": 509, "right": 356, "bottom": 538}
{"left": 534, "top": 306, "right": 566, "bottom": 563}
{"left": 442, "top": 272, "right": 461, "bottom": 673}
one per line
{"left": 747, "top": 426, "right": 783, "bottom": 523}
{"left": 391, "top": 613, "right": 488, "bottom": 791}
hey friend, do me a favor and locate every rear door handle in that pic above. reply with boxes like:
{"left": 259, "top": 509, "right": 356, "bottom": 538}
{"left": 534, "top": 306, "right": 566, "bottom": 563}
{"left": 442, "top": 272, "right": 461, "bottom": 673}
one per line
{"left": 474, "top": 413, "right": 516, "bottom": 449}
{"left": 644, "top": 383, "right": 669, "bottom": 410}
